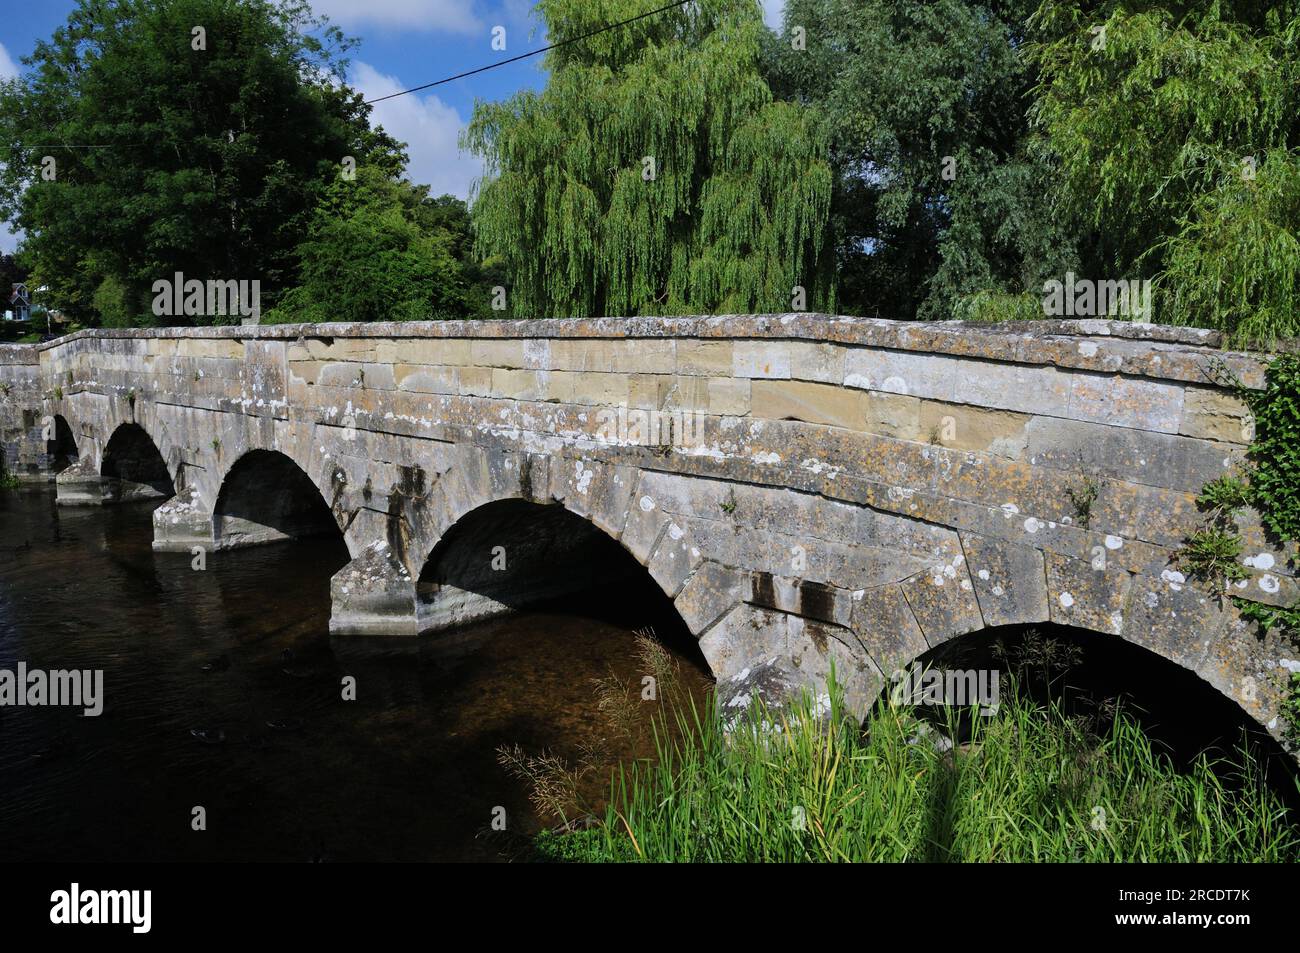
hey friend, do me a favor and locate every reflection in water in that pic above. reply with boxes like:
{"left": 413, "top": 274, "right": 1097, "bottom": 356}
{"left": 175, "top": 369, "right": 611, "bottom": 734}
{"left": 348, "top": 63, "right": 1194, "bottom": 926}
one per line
{"left": 0, "top": 489, "right": 711, "bottom": 861}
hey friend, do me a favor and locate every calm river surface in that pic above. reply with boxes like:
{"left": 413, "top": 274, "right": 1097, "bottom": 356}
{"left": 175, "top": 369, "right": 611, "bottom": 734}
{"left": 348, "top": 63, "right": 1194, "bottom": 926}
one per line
{"left": 0, "top": 488, "right": 710, "bottom": 861}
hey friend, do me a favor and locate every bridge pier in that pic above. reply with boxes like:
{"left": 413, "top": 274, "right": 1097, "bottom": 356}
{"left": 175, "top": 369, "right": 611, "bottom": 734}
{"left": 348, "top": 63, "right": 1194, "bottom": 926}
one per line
{"left": 329, "top": 543, "right": 422, "bottom": 637}
{"left": 54, "top": 458, "right": 106, "bottom": 506}
{"left": 151, "top": 488, "right": 217, "bottom": 552}
{"left": 53, "top": 457, "right": 166, "bottom": 506}
{"left": 701, "top": 599, "right": 886, "bottom": 724}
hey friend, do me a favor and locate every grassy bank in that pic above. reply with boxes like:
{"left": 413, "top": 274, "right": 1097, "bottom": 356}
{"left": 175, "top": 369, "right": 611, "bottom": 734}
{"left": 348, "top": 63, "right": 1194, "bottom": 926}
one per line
{"left": 519, "top": 672, "right": 1299, "bottom": 863}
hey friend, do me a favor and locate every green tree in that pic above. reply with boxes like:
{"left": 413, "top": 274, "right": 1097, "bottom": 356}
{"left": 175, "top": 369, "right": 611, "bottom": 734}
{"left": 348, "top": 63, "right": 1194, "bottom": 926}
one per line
{"left": 0, "top": 0, "right": 397, "bottom": 326}
{"left": 411, "top": 194, "right": 508, "bottom": 319}
{"left": 1029, "top": 1, "right": 1300, "bottom": 344}
{"left": 0, "top": 254, "right": 26, "bottom": 298}
{"left": 463, "top": 0, "right": 834, "bottom": 319}
{"left": 766, "top": 0, "right": 1074, "bottom": 321}
{"left": 91, "top": 275, "right": 137, "bottom": 328}
{"left": 264, "top": 166, "right": 465, "bottom": 324}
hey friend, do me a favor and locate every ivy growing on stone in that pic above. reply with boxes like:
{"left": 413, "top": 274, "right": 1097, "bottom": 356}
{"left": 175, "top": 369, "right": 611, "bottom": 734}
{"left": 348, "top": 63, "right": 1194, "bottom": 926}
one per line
{"left": 1186, "top": 351, "right": 1300, "bottom": 749}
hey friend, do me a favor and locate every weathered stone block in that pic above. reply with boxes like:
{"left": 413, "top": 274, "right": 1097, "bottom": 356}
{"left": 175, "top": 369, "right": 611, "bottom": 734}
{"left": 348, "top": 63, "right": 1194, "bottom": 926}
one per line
{"left": 1121, "top": 573, "right": 1221, "bottom": 673}
{"left": 645, "top": 518, "right": 699, "bottom": 597}
{"left": 1026, "top": 416, "right": 1238, "bottom": 492}
{"left": 384, "top": 339, "right": 470, "bottom": 366}
{"left": 921, "top": 402, "right": 1029, "bottom": 459}
{"left": 1045, "top": 551, "right": 1131, "bottom": 634}
{"left": 567, "top": 371, "right": 629, "bottom": 406}
{"left": 674, "top": 561, "right": 745, "bottom": 635}
{"left": 178, "top": 339, "right": 244, "bottom": 360}
{"left": 396, "top": 365, "right": 458, "bottom": 395}
{"left": 788, "top": 341, "right": 844, "bottom": 383}
{"left": 845, "top": 349, "right": 956, "bottom": 400}
{"left": 733, "top": 341, "right": 792, "bottom": 379}
{"left": 708, "top": 378, "right": 750, "bottom": 415}
{"left": 676, "top": 340, "right": 732, "bottom": 375}
{"left": 1069, "top": 371, "right": 1184, "bottom": 434}
{"left": 470, "top": 339, "right": 526, "bottom": 368}
{"left": 491, "top": 368, "right": 548, "bottom": 402}
{"left": 850, "top": 583, "right": 928, "bottom": 676}
{"left": 862, "top": 392, "right": 921, "bottom": 439}
{"left": 610, "top": 339, "right": 675, "bottom": 373}
{"left": 457, "top": 366, "right": 493, "bottom": 397}
{"left": 751, "top": 380, "right": 865, "bottom": 430}
{"left": 1180, "top": 385, "right": 1253, "bottom": 443}
{"left": 899, "top": 555, "right": 984, "bottom": 645}
{"left": 952, "top": 360, "right": 1070, "bottom": 416}
{"left": 628, "top": 374, "right": 672, "bottom": 410}
{"left": 962, "top": 534, "right": 1050, "bottom": 628}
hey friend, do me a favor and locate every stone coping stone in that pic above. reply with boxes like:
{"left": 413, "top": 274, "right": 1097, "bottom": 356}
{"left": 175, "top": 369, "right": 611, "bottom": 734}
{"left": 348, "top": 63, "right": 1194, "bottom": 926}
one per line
{"left": 0, "top": 344, "right": 39, "bottom": 365}
{"left": 32, "top": 314, "right": 1280, "bottom": 389}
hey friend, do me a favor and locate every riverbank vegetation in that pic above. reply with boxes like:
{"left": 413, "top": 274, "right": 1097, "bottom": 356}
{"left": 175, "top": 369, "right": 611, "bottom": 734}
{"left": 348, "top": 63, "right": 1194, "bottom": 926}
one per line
{"left": 511, "top": 658, "right": 1300, "bottom": 863}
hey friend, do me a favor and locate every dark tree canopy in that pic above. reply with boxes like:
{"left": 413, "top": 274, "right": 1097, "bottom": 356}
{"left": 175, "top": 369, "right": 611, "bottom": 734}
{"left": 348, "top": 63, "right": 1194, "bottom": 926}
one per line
{"left": 765, "top": 0, "right": 1074, "bottom": 322}
{"left": 0, "top": 0, "right": 396, "bottom": 324}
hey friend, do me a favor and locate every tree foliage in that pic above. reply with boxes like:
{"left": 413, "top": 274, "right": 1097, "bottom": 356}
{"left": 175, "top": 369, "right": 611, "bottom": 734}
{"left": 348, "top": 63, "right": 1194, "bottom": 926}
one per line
{"left": 766, "top": 0, "right": 1074, "bottom": 321}
{"left": 1029, "top": 1, "right": 1300, "bottom": 344}
{"left": 463, "top": 0, "right": 834, "bottom": 319}
{"left": 264, "top": 167, "right": 466, "bottom": 324}
{"left": 0, "top": 0, "right": 394, "bottom": 325}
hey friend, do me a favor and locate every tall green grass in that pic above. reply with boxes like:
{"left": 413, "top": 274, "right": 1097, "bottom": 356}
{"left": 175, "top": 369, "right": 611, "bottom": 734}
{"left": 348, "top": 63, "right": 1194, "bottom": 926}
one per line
{"left": 573, "top": 685, "right": 1299, "bottom": 863}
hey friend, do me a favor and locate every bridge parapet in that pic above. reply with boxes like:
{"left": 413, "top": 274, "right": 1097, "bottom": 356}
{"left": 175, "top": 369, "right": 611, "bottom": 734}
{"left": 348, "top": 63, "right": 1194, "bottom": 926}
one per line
{"left": 0, "top": 343, "right": 46, "bottom": 481}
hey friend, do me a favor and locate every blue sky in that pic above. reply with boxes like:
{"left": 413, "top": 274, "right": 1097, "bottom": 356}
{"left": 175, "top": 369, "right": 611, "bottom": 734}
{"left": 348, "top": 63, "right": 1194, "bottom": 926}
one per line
{"left": 0, "top": 0, "right": 785, "bottom": 253}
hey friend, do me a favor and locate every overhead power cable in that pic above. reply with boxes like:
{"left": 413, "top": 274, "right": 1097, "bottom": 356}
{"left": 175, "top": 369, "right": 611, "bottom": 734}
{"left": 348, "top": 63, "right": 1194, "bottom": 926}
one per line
{"left": 364, "top": 0, "right": 693, "bottom": 104}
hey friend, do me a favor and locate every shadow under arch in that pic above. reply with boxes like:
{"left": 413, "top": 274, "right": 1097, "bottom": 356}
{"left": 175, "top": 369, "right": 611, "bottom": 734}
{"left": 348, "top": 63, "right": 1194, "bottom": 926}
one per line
{"left": 47, "top": 415, "right": 78, "bottom": 474}
{"left": 101, "top": 422, "right": 174, "bottom": 502}
{"left": 884, "top": 622, "right": 1297, "bottom": 785}
{"left": 213, "top": 449, "right": 343, "bottom": 549}
{"left": 416, "top": 497, "right": 705, "bottom": 664}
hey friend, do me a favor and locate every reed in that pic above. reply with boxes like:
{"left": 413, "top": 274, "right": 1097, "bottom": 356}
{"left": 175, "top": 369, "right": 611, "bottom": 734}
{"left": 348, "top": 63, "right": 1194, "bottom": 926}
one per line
{"left": 573, "top": 681, "right": 1300, "bottom": 863}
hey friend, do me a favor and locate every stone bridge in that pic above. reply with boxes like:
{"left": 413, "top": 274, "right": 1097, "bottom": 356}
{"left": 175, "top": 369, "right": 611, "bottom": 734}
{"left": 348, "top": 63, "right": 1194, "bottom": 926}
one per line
{"left": 1, "top": 316, "right": 1295, "bottom": 740}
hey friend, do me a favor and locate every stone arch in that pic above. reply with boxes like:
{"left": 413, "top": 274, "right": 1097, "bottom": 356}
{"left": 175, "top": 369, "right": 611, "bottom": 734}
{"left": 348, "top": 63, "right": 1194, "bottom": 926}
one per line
{"left": 46, "top": 414, "right": 78, "bottom": 473}
{"left": 859, "top": 560, "right": 1291, "bottom": 744}
{"left": 98, "top": 421, "right": 175, "bottom": 502}
{"left": 212, "top": 448, "right": 345, "bottom": 549}
{"left": 895, "top": 619, "right": 1290, "bottom": 760}
{"left": 414, "top": 495, "right": 691, "bottom": 637}
{"left": 329, "top": 445, "right": 709, "bottom": 649}
{"left": 692, "top": 527, "right": 1291, "bottom": 744}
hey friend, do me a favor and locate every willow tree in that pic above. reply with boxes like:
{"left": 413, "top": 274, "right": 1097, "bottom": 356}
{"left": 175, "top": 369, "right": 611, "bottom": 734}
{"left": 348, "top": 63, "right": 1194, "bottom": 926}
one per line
{"left": 1029, "top": 2, "right": 1300, "bottom": 344}
{"left": 463, "top": 0, "right": 834, "bottom": 318}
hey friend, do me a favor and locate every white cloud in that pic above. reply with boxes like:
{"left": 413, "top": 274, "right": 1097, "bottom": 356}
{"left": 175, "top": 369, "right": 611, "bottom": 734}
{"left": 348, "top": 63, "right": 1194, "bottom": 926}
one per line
{"left": 761, "top": 0, "right": 785, "bottom": 30}
{"left": 308, "top": 0, "right": 482, "bottom": 34}
{"left": 351, "top": 61, "right": 483, "bottom": 200}
{"left": 0, "top": 42, "right": 20, "bottom": 81}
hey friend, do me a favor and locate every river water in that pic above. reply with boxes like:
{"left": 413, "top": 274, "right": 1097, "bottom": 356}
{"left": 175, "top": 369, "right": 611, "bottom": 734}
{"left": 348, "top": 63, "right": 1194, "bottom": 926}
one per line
{"left": 0, "top": 488, "right": 711, "bottom": 861}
